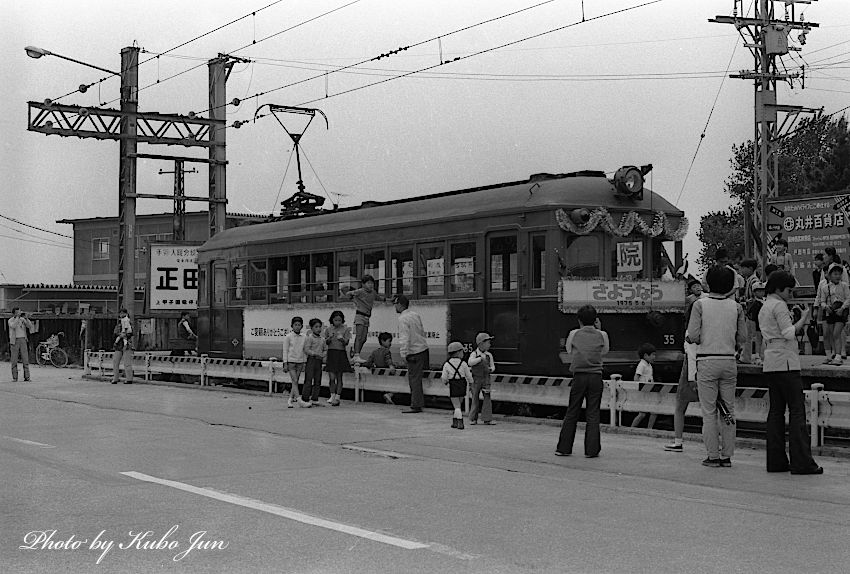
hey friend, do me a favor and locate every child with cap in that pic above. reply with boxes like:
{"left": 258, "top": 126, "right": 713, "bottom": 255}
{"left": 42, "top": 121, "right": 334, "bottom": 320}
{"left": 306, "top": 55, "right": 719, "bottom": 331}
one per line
{"left": 441, "top": 341, "right": 473, "bottom": 429}
{"left": 468, "top": 332, "right": 496, "bottom": 425}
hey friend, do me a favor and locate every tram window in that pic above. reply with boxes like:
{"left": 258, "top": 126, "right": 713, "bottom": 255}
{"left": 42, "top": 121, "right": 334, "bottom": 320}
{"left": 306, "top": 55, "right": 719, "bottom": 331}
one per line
{"left": 450, "top": 242, "right": 477, "bottom": 293}
{"left": 489, "top": 235, "right": 517, "bottom": 292}
{"left": 269, "top": 256, "right": 289, "bottom": 303}
{"left": 531, "top": 234, "right": 546, "bottom": 290}
{"left": 214, "top": 267, "right": 227, "bottom": 305}
{"left": 249, "top": 260, "right": 268, "bottom": 303}
{"left": 611, "top": 239, "right": 645, "bottom": 280}
{"left": 363, "top": 248, "right": 387, "bottom": 296}
{"left": 565, "top": 235, "right": 600, "bottom": 278}
{"left": 312, "top": 252, "right": 334, "bottom": 303}
{"left": 198, "top": 267, "right": 208, "bottom": 307}
{"left": 231, "top": 264, "right": 246, "bottom": 303}
{"left": 390, "top": 246, "right": 414, "bottom": 296}
{"left": 290, "top": 255, "right": 310, "bottom": 303}
{"left": 419, "top": 244, "right": 445, "bottom": 297}
{"left": 337, "top": 251, "right": 360, "bottom": 296}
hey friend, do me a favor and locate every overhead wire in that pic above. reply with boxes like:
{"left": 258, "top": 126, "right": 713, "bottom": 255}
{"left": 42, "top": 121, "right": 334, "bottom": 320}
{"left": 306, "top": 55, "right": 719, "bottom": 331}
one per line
{"left": 0, "top": 213, "right": 73, "bottom": 239}
{"left": 50, "top": 0, "right": 289, "bottom": 103}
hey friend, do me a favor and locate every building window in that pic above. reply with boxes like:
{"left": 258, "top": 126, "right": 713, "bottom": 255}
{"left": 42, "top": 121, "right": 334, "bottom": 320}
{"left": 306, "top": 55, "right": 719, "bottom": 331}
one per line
{"left": 269, "top": 257, "right": 289, "bottom": 303}
{"left": 364, "top": 248, "right": 387, "bottom": 296}
{"left": 390, "top": 246, "right": 414, "bottom": 296}
{"left": 312, "top": 252, "right": 334, "bottom": 303}
{"left": 565, "top": 235, "right": 600, "bottom": 278}
{"left": 531, "top": 234, "right": 546, "bottom": 290}
{"left": 489, "top": 235, "right": 517, "bottom": 292}
{"left": 93, "top": 238, "right": 109, "bottom": 260}
{"left": 419, "top": 244, "right": 445, "bottom": 297}
{"left": 337, "top": 251, "right": 359, "bottom": 296}
{"left": 450, "top": 242, "right": 477, "bottom": 293}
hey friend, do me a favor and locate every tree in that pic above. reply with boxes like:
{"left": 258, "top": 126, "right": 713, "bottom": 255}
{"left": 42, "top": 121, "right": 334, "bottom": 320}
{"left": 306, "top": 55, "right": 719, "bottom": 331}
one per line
{"left": 699, "top": 114, "right": 850, "bottom": 269}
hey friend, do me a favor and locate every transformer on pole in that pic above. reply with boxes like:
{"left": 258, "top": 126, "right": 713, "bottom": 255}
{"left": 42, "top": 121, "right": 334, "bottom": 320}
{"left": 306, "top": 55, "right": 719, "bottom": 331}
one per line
{"left": 710, "top": 0, "right": 819, "bottom": 262}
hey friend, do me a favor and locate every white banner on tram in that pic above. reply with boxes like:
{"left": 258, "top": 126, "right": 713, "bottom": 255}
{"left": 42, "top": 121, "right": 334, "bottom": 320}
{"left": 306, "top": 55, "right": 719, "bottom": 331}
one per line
{"left": 243, "top": 301, "right": 449, "bottom": 364}
{"left": 559, "top": 279, "right": 686, "bottom": 313}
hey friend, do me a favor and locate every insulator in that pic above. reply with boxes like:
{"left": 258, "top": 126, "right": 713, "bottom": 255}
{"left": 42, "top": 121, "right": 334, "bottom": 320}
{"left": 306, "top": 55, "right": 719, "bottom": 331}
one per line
{"left": 188, "top": 111, "right": 196, "bottom": 119}
{"left": 231, "top": 98, "right": 241, "bottom": 106}
{"left": 78, "top": 84, "right": 88, "bottom": 94}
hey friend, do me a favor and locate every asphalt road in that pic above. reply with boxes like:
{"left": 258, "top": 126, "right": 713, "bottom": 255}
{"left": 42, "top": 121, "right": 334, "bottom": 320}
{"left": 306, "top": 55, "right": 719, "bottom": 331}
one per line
{"left": 2, "top": 364, "right": 849, "bottom": 574}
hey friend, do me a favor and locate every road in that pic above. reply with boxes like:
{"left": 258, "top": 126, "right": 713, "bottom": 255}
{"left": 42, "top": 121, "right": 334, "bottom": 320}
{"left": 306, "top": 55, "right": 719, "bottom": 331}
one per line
{"left": 2, "top": 364, "right": 849, "bottom": 574}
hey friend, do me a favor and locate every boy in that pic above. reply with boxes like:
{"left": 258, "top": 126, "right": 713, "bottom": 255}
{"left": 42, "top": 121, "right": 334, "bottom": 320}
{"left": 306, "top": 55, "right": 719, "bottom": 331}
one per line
{"left": 362, "top": 332, "right": 396, "bottom": 404}
{"left": 556, "top": 305, "right": 609, "bottom": 457}
{"left": 687, "top": 265, "right": 747, "bottom": 468}
{"left": 282, "top": 317, "right": 311, "bottom": 408}
{"left": 738, "top": 259, "right": 759, "bottom": 363}
{"left": 630, "top": 343, "right": 657, "bottom": 428}
{"left": 342, "top": 275, "right": 385, "bottom": 363}
{"left": 301, "top": 318, "right": 327, "bottom": 406}
{"left": 468, "top": 332, "right": 496, "bottom": 425}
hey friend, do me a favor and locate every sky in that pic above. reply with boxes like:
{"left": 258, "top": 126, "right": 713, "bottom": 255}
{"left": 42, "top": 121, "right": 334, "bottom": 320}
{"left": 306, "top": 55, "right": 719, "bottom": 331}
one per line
{"left": 1, "top": 0, "right": 849, "bottom": 284}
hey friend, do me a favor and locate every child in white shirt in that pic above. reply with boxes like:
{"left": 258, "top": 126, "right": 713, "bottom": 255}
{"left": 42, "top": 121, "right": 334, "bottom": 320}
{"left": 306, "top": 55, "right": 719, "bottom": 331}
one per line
{"left": 441, "top": 341, "right": 474, "bottom": 429}
{"left": 631, "top": 343, "right": 657, "bottom": 428}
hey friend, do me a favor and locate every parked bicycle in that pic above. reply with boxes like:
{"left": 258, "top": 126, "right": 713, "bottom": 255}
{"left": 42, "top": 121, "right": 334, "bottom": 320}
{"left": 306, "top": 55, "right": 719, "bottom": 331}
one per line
{"left": 36, "top": 332, "right": 68, "bottom": 368}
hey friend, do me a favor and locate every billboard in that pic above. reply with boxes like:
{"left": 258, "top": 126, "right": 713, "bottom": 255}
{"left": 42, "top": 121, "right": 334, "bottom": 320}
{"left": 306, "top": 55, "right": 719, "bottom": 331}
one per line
{"left": 766, "top": 195, "right": 850, "bottom": 286}
{"left": 243, "top": 301, "right": 449, "bottom": 363}
{"left": 149, "top": 243, "right": 200, "bottom": 310}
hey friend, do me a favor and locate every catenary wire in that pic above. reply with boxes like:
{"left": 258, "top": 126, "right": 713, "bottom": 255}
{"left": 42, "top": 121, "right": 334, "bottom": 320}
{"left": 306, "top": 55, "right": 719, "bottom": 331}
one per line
{"left": 0, "top": 213, "right": 73, "bottom": 239}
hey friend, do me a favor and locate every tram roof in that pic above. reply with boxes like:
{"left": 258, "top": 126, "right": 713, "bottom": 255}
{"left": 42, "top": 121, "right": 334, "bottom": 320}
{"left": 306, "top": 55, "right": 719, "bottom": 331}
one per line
{"left": 199, "top": 171, "right": 684, "bottom": 254}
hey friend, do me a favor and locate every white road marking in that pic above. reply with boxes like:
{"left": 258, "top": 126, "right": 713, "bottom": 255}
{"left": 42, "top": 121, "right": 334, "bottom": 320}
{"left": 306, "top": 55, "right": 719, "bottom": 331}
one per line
{"left": 121, "top": 471, "right": 430, "bottom": 550}
{"left": 2, "top": 436, "right": 55, "bottom": 448}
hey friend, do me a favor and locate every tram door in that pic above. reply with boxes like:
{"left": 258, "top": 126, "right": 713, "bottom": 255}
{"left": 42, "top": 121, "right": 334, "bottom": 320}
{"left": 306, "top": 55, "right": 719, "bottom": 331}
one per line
{"left": 210, "top": 264, "right": 243, "bottom": 357}
{"left": 485, "top": 232, "right": 521, "bottom": 364}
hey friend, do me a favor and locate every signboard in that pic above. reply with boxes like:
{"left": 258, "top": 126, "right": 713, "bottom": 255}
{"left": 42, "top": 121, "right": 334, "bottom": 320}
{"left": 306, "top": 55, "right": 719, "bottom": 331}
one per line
{"left": 559, "top": 279, "right": 685, "bottom": 313}
{"left": 149, "top": 244, "right": 200, "bottom": 310}
{"left": 243, "top": 301, "right": 449, "bottom": 364}
{"left": 616, "top": 241, "right": 643, "bottom": 273}
{"left": 766, "top": 196, "right": 850, "bottom": 286}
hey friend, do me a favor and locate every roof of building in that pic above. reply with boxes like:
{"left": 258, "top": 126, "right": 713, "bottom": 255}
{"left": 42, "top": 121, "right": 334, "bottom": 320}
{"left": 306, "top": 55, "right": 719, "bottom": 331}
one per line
{"left": 2, "top": 283, "right": 145, "bottom": 291}
{"left": 56, "top": 211, "right": 270, "bottom": 225}
{"left": 199, "top": 171, "right": 684, "bottom": 254}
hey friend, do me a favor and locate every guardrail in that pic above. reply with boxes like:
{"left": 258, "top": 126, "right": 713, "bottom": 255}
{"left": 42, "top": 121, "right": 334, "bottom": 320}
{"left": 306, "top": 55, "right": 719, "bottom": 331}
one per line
{"left": 83, "top": 351, "right": 850, "bottom": 448}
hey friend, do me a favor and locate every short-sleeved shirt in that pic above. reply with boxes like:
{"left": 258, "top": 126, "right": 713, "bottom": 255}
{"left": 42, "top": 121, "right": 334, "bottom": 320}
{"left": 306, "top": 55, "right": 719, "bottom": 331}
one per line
{"left": 635, "top": 359, "right": 653, "bottom": 382}
{"left": 759, "top": 294, "right": 799, "bottom": 372}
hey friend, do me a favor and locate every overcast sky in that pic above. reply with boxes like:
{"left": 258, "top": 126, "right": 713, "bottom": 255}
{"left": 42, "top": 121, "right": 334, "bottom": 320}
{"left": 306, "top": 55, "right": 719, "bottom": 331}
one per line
{"left": 2, "top": 0, "right": 849, "bottom": 284}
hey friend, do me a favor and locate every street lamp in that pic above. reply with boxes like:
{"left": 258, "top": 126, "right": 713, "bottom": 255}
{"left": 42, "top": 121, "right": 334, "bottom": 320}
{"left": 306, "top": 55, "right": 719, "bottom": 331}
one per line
{"left": 25, "top": 45, "right": 119, "bottom": 76}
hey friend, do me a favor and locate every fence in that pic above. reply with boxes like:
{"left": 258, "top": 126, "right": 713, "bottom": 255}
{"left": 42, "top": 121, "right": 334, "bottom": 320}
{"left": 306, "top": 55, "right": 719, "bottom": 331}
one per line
{"left": 84, "top": 351, "right": 850, "bottom": 448}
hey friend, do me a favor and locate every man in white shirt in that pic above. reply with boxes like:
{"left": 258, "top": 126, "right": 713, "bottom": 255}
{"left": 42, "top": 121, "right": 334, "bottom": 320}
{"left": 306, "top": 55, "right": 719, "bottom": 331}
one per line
{"left": 394, "top": 295, "right": 429, "bottom": 413}
{"left": 8, "top": 307, "right": 34, "bottom": 382}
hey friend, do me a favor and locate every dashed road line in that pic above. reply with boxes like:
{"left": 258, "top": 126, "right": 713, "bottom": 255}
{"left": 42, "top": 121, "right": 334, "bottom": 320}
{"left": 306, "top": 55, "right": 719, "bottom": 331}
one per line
{"left": 1, "top": 436, "right": 55, "bottom": 448}
{"left": 121, "top": 471, "right": 430, "bottom": 550}
{"left": 341, "top": 445, "right": 414, "bottom": 459}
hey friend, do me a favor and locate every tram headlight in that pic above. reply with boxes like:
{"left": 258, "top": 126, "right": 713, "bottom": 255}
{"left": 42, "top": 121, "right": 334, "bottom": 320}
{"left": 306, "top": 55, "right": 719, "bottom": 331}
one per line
{"left": 612, "top": 164, "right": 653, "bottom": 200}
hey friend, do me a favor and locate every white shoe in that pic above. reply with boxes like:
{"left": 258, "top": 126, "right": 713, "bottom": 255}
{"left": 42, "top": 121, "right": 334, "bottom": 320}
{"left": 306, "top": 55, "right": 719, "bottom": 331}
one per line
{"left": 326, "top": 397, "right": 334, "bottom": 404}
{"left": 287, "top": 398, "right": 295, "bottom": 408}
{"left": 298, "top": 398, "right": 312, "bottom": 408}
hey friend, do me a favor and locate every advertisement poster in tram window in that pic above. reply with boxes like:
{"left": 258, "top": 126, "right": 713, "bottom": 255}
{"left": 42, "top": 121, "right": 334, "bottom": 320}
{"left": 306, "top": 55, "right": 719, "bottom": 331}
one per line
{"left": 766, "top": 196, "right": 850, "bottom": 287}
{"left": 243, "top": 302, "right": 449, "bottom": 364}
{"left": 558, "top": 279, "right": 686, "bottom": 313}
{"left": 149, "top": 243, "right": 200, "bottom": 310}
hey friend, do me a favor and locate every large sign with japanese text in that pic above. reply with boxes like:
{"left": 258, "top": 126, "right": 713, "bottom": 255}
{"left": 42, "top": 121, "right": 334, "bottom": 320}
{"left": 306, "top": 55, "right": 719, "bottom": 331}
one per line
{"left": 149, "top": 243, "right": 200, "bottom": 310}
{"left": 559, "top": 279, "right": 685, "bottom": 313}
{"left": 243, "top": 301, "right": 449, "bottom": 364}
{"left": 766, "top": 195, "right": 850, "bottom": 286}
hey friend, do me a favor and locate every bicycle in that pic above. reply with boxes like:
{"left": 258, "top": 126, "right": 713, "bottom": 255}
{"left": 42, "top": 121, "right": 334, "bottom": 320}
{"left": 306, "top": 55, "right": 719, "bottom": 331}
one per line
{"left": 36, "top": 332, "right": 69, "bottom": 368}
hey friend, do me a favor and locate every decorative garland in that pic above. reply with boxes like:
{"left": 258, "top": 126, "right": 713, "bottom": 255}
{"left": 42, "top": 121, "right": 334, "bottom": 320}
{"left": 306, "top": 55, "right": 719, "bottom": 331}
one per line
{"left": 556, "top": 207, "right": 689, "bottom": 241}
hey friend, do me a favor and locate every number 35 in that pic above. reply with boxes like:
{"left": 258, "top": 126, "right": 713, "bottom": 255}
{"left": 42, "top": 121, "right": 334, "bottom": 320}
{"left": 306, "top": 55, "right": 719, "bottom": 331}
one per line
{"left": 663, "top": 334, "right": 676, "bottom": 345}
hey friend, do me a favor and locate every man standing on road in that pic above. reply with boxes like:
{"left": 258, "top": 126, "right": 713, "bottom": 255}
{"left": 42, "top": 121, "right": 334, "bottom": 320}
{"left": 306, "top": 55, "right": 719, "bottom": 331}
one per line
{"left": 8, "top": 307, "right": 34, "bottom": 382}
{"left": 394, "top": 295, "right": 429, "bottom": 413}
{"left": 111, "top": 308, "right": 134, "bottom": 384}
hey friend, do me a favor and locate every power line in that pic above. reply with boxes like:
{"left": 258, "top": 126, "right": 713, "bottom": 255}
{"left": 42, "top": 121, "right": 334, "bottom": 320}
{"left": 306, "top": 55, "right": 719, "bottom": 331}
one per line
{"left": 0, "top": 213, "right": 73, "bottom": 239}
{"left": 270, "top": 146, "right": 296, "bottom": 214}
{"left": 0, "top": 232, "right": 74, "bottom": 250}
{"left": 294, "top": 0, "right": 667, "bottom": 108}
{"left": 0, "top": 222, "right": 73, "bottom": 248}
{"left": 99, "top": 0, "right": 362, "bottom": 108}
{"left": 51, "top": 0, "right": 289, "bottom": 103}
{"left": 675, "top": 33, "right": 741, "bottom": 207}
{"left": 300, "top": 146, "right": 336, "bottom": 207}
{"left": 208, "top": 0, "right": 556, "bottom": 116}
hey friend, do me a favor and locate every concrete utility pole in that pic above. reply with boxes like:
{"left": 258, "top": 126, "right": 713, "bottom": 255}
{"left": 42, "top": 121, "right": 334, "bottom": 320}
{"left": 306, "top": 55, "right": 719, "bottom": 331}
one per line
{"left": 118, "top": 46, "right": 139, "bottom": 313}
{"left": 157, "top": 160, "right": 198, "bottom": 241}
{"left": 710, "top": 0, "right": 819, "bottom": 261}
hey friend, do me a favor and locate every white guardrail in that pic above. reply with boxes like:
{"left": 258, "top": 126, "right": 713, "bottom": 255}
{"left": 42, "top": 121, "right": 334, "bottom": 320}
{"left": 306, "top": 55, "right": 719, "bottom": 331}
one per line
{"left": 84, "top": 351, "right": 850, "bottom": 448}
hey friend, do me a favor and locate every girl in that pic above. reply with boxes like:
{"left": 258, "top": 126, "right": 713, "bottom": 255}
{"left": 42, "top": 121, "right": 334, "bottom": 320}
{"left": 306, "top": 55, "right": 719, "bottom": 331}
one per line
{"left": 324, "top": 310, "right": 351, "bottom": 406}
{"left": 818, "top": 263, "right": 850, "bottom": 365}
{"left": 282, "top": 316, "right": 311, "bottom": 408}
{"left": 441, "top": 342, "right": 473, "bottom": 429}
{"left": 769, "top": 238, "right": 794, "bottom": 274}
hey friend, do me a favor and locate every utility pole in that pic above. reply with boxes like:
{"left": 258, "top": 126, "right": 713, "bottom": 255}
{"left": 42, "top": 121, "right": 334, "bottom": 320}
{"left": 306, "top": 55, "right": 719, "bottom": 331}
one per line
{"left": 118, "top": 46, "right": 139, "bottom": 313}
{"left": 710, "top": 1, "right": 819, "bottom": 262}
{"left": 158, "top": 160, "right": 198, "bottom": 241}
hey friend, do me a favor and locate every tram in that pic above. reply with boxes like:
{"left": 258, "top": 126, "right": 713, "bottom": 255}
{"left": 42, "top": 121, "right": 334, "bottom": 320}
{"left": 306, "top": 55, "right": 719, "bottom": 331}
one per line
{"left": 196, "top": 166, "right": 688, "bottom": 378}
